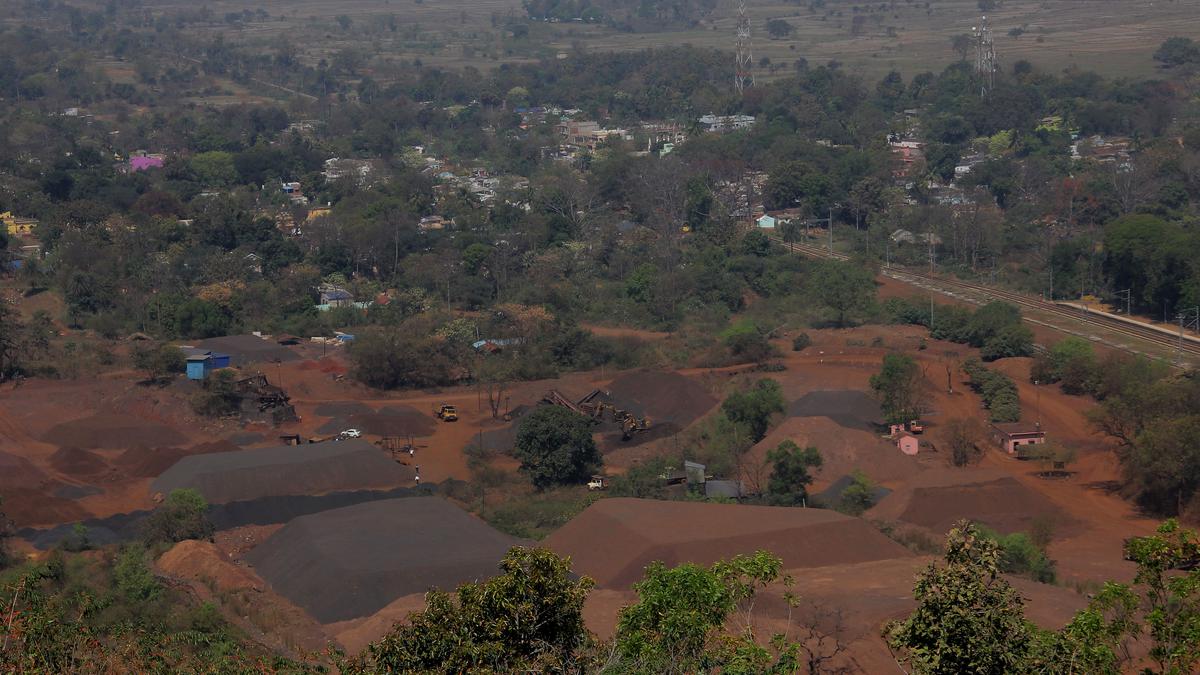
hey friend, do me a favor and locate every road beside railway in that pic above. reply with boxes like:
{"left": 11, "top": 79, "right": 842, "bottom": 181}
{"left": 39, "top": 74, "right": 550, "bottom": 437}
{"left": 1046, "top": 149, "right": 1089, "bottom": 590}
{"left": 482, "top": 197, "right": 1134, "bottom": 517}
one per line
{"left": 773, "top": 236, "right": 1200, "bottom": 368}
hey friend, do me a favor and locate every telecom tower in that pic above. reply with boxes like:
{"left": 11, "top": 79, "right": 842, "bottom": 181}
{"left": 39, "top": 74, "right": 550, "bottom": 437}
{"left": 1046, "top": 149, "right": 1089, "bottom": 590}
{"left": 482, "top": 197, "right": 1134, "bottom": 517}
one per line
{"left": 973, "top": 15, "right": 998, "bottom": 97}
{"left": 734, "top": 1, "right": 754, "bottom": 94}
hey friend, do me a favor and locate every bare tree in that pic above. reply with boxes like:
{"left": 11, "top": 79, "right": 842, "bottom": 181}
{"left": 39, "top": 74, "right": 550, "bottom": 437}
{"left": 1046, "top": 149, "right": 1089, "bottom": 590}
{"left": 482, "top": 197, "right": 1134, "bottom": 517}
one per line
{"left": 793, "top": 599, "right": 852, "bottom": 675}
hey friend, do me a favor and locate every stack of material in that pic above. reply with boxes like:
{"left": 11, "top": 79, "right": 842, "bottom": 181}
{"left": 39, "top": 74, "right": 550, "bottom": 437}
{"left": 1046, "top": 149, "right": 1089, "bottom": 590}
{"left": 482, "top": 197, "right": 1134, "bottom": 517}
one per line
{"left": 150, "top": 439, "right": 411, "bottom": 504}
{"left": 544, "top": 498, "right": 911, "bottom": 589}
{"left": 246, "top": 497, "right": 526, "bottom": 623}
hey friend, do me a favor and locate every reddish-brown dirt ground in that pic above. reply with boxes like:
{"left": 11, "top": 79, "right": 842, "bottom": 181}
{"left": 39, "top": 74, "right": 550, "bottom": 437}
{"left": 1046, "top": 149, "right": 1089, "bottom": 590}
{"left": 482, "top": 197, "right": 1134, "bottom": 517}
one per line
{"left": 0, "top": 319, "right": 1174, "bottom": 663}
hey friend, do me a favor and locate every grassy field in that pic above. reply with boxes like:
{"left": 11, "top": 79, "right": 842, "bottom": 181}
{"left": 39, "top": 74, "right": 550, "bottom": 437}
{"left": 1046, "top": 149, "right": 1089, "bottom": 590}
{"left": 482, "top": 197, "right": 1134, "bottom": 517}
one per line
{"left": 139, "top": 0, "right": 1200, "bottom": 83}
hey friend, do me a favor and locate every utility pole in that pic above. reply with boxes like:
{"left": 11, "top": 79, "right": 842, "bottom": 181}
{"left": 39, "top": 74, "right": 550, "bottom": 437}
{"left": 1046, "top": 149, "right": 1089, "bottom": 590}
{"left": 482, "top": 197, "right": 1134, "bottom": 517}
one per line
{"left": 828, "top": 207, "right": 834, "bottom": 253}
{"left": 1034, "top": 380, "right": 1042, "bottom": 429}
{"left": 1116, "top": 288, "right": 1132, "bottom": 316}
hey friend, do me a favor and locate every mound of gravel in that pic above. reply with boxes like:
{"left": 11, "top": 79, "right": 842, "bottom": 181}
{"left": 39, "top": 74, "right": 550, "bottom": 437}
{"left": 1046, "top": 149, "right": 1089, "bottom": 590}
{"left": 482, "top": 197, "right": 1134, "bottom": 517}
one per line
{"left": 48, "top": 447, "right": 109, "bottom": 477}
{"left": 246, "top": 497, "right": 526, "bottom": 623}
{"left": 606, "top": 371, "right": 717, "bottom": 429}
{"left": 788, "top": 390, "right": 882, "bottom": 431}
{"left": 150, "top": 439, "right": 412, "bottom": 504}
{"left": 544, "top": 498, "right": 911, "bottom": 590}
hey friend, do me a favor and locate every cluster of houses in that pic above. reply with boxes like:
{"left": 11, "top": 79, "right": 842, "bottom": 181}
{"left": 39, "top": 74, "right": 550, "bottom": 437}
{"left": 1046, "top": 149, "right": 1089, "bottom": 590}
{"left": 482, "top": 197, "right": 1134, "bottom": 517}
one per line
{"left": 886, "top": 419, "right": 1046, "bottom": 457}
{"left": 697, "top": 114, "right": 756, "bottom": 133}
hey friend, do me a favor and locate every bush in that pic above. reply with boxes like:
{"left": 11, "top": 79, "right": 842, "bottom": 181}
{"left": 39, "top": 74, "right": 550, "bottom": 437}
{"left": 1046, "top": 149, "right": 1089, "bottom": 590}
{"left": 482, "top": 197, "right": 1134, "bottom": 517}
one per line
{"left": 838, "top": 470, "right": 877, "bottom": 515}
{"left": 189, "top": 370, "right": 242, "bottom": 417}
{"left": 132, "top": 343, "right": 186, "bottom": 383}
{"left": 979, "top": 527, "right": 1057, "bottom": 583}
{"left": 791, "top": 332, "right": 812, "bottom": 351}
{"left": 142, "top": 489, "right": 214, "bottom": 546}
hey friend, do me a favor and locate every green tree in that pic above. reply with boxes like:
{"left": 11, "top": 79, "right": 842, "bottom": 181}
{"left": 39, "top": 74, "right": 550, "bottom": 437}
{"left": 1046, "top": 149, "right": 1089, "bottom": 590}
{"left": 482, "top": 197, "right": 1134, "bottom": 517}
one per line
{"left": 513, "top": 406, "right": 602, "bottom": 490}
{"left": 838, "top": 470, "right": 876, "bottom": 516}
{"left": 809, "top": 259, "right": 874, "bottom": 327}
{"left": 1124, "top": 520, "right": 1200, "bottom": 674}
{"left": 346, "top": 547, "right": 593, "bottom": 674}
{"left": 141, "top": 489, "right": 214, "bottom": 546}
{"left": 0, "top": 304, "right": 22, "bottom": 381}
{"left": 885, "top": 520, "right": 1035, "bottom": 674}
{"left": 765, "top": 18, "right": 793, "bottom": 39}
{"left": 189, "top": 151, "right": 238, "bottom": 187}
{"left": 721, "top": 378, "right": 785, "bottom": 443}
{"left": 765, "top": 441, "right": 822, "bottom": 506}
{"left": 1155, "top": 37, "right": 1200, "bottom": 67}
{"left": 615, "top": 550, "right": 800, "bottom": 674}
{"left": 980, "top": 324, "right": 1035, "bottom": 361}
{"left": 1032, "top": 337, "right": 1097, "bottom": 394}
{"left": 132, "top": 343, "right": 186, "bottom": 384}
{"left": 870, "top": 353, "right": 927, "bottom": 424}
{"left": 349, "top": 327, "right": 458, "bottom": 389}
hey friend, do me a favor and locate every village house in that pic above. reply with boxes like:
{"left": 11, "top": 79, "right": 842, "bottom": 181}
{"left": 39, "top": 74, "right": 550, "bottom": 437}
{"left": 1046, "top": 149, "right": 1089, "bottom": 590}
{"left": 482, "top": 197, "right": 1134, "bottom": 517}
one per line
{"left": 1, "top": 212, "right": 38, "bottom": 237}
{"left": 896, "top": 432, "right": 920, "bottom": 456}
{"left": 419, "top": 215, "right": 450, "bottom": 231}
{"left": 556, "top": 120, "right": 630, "bottom": 151}
{"left": 992, "top": 422, "right": 1046, "bottom": 454}
{"left": 698, "top": 114, "right": 756, "bottom": 133}
{"left": 318, "top": 285, "right": 354, "bottom": 308}
{"left": 128, "top": 152, "right": 165, "bottom": 173}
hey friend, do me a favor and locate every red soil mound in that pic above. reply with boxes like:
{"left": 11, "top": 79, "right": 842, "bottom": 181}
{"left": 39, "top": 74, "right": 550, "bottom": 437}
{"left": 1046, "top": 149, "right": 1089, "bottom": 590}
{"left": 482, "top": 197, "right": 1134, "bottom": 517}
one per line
{"left": 545, "top": 498, "right": 911, "bottom": 590}
{"left": 2, "top": 488, "right": 89, "bottom": 528}
{"left": 0, "top": 451, "right": 48, "bottom": 490}
{"left": 157, "top": 540, "right": 264, "bottom": 591}
{"left": 42, "top": 414, "right": 184, "bottom": 450}
{"left": 116, "top": 440, "right": 241, "bottom": 479}
{"left": 896, "top": 476, "right": 1081, "bottom": 536}
{"left": 48, "top": 447, "right": 109, "bottom": 476}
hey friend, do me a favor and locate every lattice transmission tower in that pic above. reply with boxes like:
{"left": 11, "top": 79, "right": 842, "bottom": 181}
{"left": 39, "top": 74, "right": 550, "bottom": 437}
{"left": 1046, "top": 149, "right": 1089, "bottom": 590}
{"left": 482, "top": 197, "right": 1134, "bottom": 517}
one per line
{"left": 973, "top": 15, "right": 998, "bottom": 97}
{"left": 734, "top": 0, "right": 754, "bottom": 94}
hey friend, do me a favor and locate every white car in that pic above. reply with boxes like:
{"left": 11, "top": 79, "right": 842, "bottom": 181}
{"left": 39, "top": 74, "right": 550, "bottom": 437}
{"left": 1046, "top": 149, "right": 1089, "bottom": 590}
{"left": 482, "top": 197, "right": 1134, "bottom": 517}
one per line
{"left": 341, "top": 428, "right": 362, "bottom": 438}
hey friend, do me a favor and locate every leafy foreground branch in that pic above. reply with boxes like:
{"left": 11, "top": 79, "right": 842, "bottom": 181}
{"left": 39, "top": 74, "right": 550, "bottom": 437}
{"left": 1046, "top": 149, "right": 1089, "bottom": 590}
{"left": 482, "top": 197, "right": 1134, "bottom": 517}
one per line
{"left": 886, "top": 519, "right": 1200, "bottom": 675}
{"left": 342, "top": 546, "right": 834, "bottom": 675}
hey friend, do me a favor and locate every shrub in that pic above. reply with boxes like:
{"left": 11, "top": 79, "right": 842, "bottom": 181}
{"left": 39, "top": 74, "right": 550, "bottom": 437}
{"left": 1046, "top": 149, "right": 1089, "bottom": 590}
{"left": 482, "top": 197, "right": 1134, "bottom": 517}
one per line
{"left": 142, "top": 489, "right": 214, "bottom": 546}
{"left": 791, "top": 332, "right": 812, "bottom": 351}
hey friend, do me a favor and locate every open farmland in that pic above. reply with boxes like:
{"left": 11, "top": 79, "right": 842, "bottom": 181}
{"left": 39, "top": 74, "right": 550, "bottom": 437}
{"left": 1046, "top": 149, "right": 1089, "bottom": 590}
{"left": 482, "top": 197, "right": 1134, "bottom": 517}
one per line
{"left": 78, "top": 0, "right": 1200, "bottom": 84}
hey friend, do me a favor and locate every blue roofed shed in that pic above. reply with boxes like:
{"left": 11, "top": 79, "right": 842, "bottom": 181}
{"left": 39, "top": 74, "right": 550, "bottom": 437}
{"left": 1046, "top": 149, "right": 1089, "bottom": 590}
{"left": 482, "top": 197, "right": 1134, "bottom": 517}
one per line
{"left": 186, "top": 354, "right": 212, "bottom": 380}
{"left": 209, "top": 353, "right": 232, "bottom": 369}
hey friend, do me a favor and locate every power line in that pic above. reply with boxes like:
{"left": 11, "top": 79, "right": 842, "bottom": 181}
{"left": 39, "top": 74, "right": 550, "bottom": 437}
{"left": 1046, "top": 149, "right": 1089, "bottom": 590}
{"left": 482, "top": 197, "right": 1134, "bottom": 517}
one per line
{"left": 973, "top": 15, "right": 997, "bottom": 98}
{"left": 734, "top": 0, "right": 754, "bottom": 95}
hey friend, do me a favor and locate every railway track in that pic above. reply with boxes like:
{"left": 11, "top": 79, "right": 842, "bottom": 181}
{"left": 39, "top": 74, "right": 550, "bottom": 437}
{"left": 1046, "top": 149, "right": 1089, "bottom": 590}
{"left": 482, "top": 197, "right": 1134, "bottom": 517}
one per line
{"left": 771, "top": 236, "right": 1200, "bottom": 363}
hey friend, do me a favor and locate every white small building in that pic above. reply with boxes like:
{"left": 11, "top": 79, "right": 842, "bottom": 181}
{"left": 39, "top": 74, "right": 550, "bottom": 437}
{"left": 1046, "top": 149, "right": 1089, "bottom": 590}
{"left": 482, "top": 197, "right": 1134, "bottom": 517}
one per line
{"left": 756, "top": 214, "right": 777, "bottom": 229}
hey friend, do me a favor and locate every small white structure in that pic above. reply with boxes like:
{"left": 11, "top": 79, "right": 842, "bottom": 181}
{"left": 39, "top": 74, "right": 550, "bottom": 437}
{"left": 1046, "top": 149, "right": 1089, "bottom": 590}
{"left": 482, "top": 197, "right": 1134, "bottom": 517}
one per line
{"left": 756, "top": 214, "right": 777, "bottom": 229}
